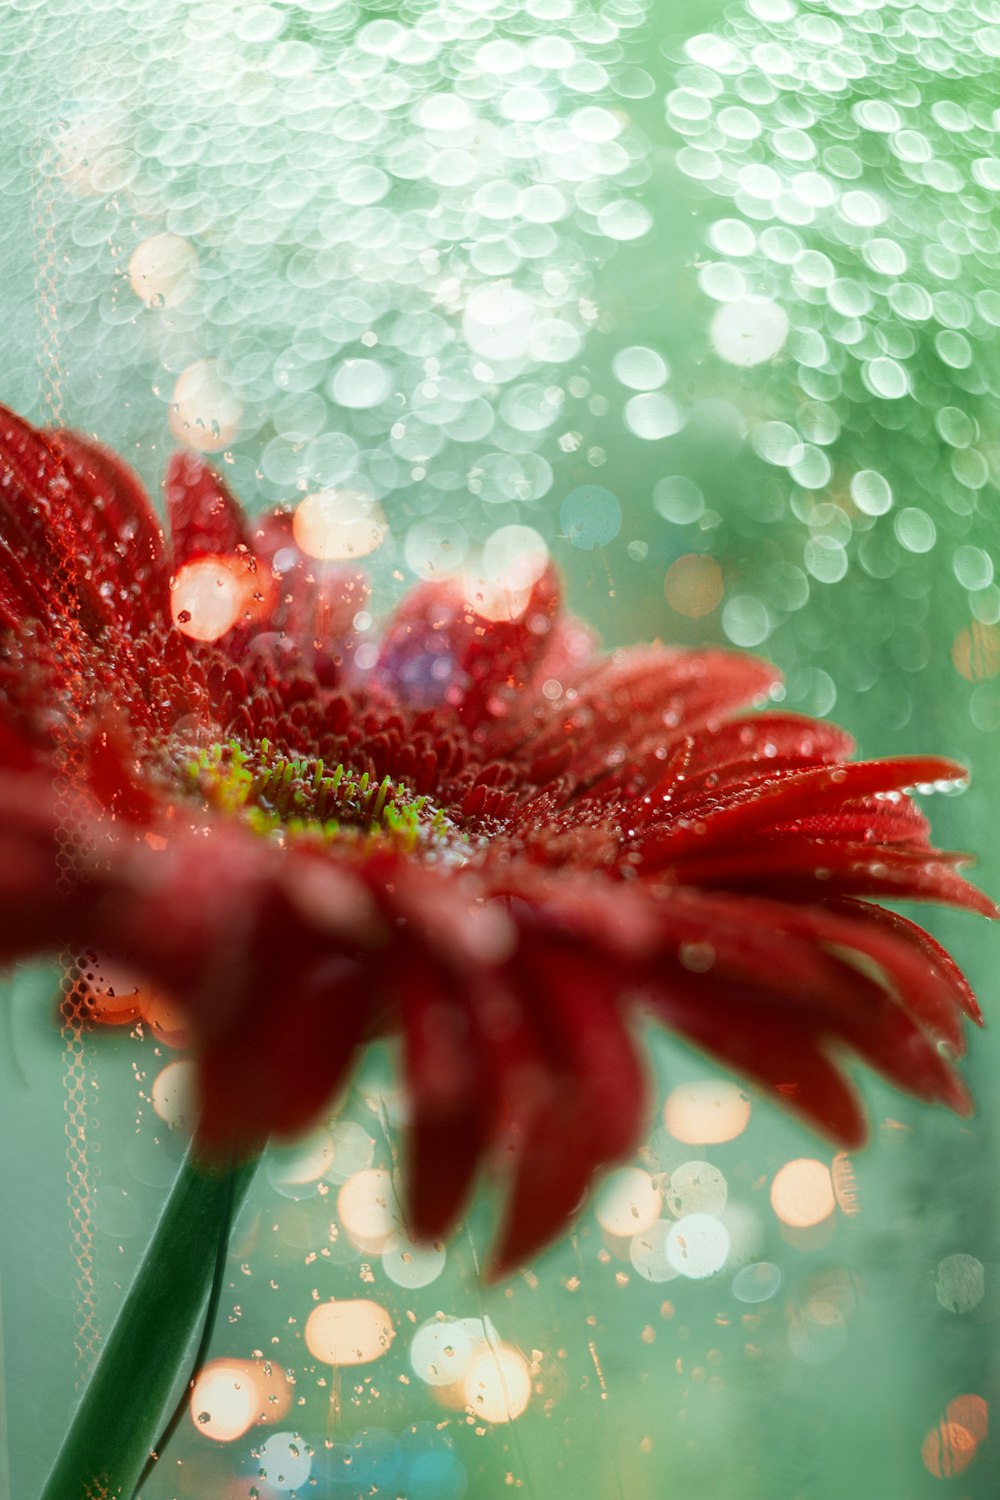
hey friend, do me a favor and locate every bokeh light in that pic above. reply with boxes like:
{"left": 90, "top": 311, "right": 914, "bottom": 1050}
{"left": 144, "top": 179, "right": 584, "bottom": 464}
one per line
{"left": 410, "top": 1319, "right": 474, "bottom": 1388}
{"left": 150, "top": 1060, "right": 194, "bottom": 1130}
{"left": 936, "top": 1254, "right": 985, "bottom": 1315}
{"left": 831, "top": 1154, "right": 859, "bottom": 1216}
{"left": 77, "top": 955, "right": 143, "bottom": 1025}
{"left": 664, "top": 554, "right": 724, "bottom": 618}
{"left": 770, "top": 1159, "right": 835, "bottom": 1229}
{"left": 337, "top": 1168, "right": 402, "bottom": 1254}
{"left": 480, "top": 524, "right": 549, "bottom": 590}
{"left": 305, "top": 1300, "right": 395, "bottom": 1367}
{"left": 137, "top": 987, "right": 190, "bottom": 1047}
{"left": 666, "top": 1213, "right": 730, "bottom": 1279}
{"left": 952, "top": 622, "right": 1000, "bottom": 682}
{"left": 594, "top": 1168, "right": 662, "bottom": 1237}
{"left": 463, "top": 1344, "right": 531, "bottom": 1424}
{"left": 293, "top": 489, "right": 388, "bottom": 562}
{"left": 268, "top": 1131, "right": 335, "bottom": 1200}
{"left": 323, "top": 1122, "right": 375, "bottom": 1184}
{"left": 921, "top": 1421, "right": 977, "bottom": 1479}
{"left": 464, "top": 570, "right": 533, "bottom": 624}
{"left": 559, "top": 484, "right": 623, "bottom": 550}
{"left": 732, "top": 1261, "right": 781, "bottom": 1305}
{"left": 169, "top": 359, "right": 243, "bottom": 453}
{"left": 629, "top": 1221, "right": 678, "bottom": 1284}
{"left": 710, "top": 298, "right": 789, "bottom": 366}
{"left": 945, "top": 1395, "right": 988, "bottom": 1444}
{"left": 189, "top": 1361, "right": 259, "bottom": 1443}
{"left": 127, "top": 232, "right": 198, "bottom": 308}
{"left": 666, "top": 1161, "right": 728, "bottom": 1217}
{"left": 256, "top": 1431, "right": 313, "bottom": 1492}
{"left": 663, "top": 1082, "right": 752, "bottom": 1145}
{"left": 246, "top": 1360, "right": 293, "bottom": 1429}
{"left": 381, "top": 1233, "right": 447, "bottom": 1290}
{"left": 170, "top": 557, "right": 250, "bottom": 643}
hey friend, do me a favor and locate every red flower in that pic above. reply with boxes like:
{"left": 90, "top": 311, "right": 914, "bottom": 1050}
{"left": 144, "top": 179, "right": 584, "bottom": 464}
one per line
{"left": 0, "top": 404, "right": 993, "bottom": 1273}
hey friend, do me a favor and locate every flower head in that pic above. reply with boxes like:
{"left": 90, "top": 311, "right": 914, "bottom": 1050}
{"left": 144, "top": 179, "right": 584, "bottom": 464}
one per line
{"left": 0, "top": 405, "right": 993, "bottom": 1273}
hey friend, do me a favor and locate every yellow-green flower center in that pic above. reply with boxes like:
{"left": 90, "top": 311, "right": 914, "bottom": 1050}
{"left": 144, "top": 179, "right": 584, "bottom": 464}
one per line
{"left": 183, "top": 739, "right": 459, "bottom": 854}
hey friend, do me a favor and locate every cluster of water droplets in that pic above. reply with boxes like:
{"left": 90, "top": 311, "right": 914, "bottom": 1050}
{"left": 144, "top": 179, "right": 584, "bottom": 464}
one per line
{"left": 1, "top": 0, "right": 664, "bottom": 594}
{"left": 658, "top": 0, "right": 1000, "bottom": 731}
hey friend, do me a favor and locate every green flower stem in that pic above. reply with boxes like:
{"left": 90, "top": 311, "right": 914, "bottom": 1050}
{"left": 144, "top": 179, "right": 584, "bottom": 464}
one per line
{"left": 41, "top": 1149, "right": 260, "bottom": 1500}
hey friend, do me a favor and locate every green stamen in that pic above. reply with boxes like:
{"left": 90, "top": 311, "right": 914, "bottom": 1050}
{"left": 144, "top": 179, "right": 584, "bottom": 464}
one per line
{"left": 182, "top": 740, "right": 446, "bottom": 854}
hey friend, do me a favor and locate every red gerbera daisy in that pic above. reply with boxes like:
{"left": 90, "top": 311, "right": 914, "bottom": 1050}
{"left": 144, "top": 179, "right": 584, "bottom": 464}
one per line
{"left": 0, "top": 404, "right": 993, "bottom": 1274}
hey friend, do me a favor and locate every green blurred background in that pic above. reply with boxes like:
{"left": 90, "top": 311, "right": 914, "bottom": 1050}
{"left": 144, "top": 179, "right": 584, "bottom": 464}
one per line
{"left": 1, "top": 0, "right": 999, "bottom": 1495}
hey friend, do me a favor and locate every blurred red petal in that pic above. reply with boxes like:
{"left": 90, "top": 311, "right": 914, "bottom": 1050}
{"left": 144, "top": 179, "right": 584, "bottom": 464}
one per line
{"left": 377, "top": 566, "right": 560, "bottom": 728}
{"left": 164, "top": 450, "right": 250, "bottom": 566}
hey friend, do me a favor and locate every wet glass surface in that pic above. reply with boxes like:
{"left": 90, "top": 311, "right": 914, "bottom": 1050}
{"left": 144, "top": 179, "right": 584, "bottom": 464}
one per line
{"left": 1, "top": 1, "right": 998, "bottom": 1496}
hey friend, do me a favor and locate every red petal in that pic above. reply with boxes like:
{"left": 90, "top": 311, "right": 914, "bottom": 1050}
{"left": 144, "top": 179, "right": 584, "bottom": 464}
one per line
{"left": 401, "top": 951, "right": 486, "bottom": 1240}
{"left": 47, "top": 428, "right": 168, "bottom": 629}
{"left": 642, "top": 887, "right": 973, "bottom": 1051}
{"left": 829, "top": 898, "right": 985, "bottom": 1026}
{"left": 505, "top": 647, "right": 780, "bottom": 792}
{"left": 85, "top": 715, "right": 159, "bottom": 825}
{"left": 164, "top": 450, "right": 250, "bottom": 566}
{"left": 647, "top": 981, "right": 869, "bottom": 1147}
{"left": 0, "top": 405, "right": 127, "bottom": 638}
{"left": 639, "top": 757, "right": 970, "bottom": 866}
{"left": 684, "top": 712, "right": 856, "bottom": 777}
{"left": 197, "top": 955, "right": 373, "bottom": 1151}
{"left": 489, "top": 942, "right": 646, "bottom": 1276}
{"left": 667, "top": 840, "right": 997, "bottom": 917}
{"left": 376, "top": 566, "right": 560, "bottom": 728}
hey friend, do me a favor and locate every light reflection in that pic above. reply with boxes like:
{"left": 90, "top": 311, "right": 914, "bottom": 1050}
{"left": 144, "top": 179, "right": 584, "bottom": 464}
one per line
{"left": 665, "top": 1213, "right": 730, "bottom": 1279}
{"left": 946, "top": 1394, "right": 988, "bottom": 1444}
{"left": 664, "top": 554, "right": 724, "bottom": 618}
{"left": 731, "top": 1261, "right": 781, "bottom": 1304}
{"left": 463, "top": 1344, "right": 531, "bottom": 1424}
{"left": 169, "top": 359, "right": 243, "bottom": 453}
{"left": 189, "top": 1361, "right": 258, "bottom": 1442}
{"left": 381, "top": 1232, "right": 447, "bottom": 1289}
{"left": 150, "top": 1059, "right": 194, "bottom": 1130}
{"left": 921, "top": 1421, "right": 977, "bottom": 1479}
{"left": 463, "top": 571, "right": 533, "bottom": 624}
{"left": 666, "top": 1161, "right": 728, "bottom": 1217}
{"left": 935, "top": 1253, "right": 985, "bottom": 1314}
{"left": 337, "top": 1168, "right": 402, "bottom": 1253}
{"left": 410, "top": 1319, "right": 474, "bottom": 1387}
{"left": 663, "top": 1081, "right": 751, "bottom": 1144}
{"left": 293, "top": 489, "right": 388, "bottom": 561}
{"left": 170, "top": 557, "right": 250, "bottom": 643}
{"left": 952, "top": 622, "right": 1000, "bottom": 682}
{"left": 769, "top": 1158, "right": 835, "bottom": 1228}
{"left": 127, "top": 232, "right": 198, "bottom": 308}
{"left": 629, "top": 1220, "right": 678, "bottom": 1284}
{"left": 78, "top": 955, "right": 143, "bottom": 1024}
{"left": 256, "top": 1431, "right": 313, "bottom": 1492}
{"left": 304, "top": 1299, "right": 395, "bottom": 1367}
{"left": 594, "top": 1168, "right": 662, "bottom": 1237}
